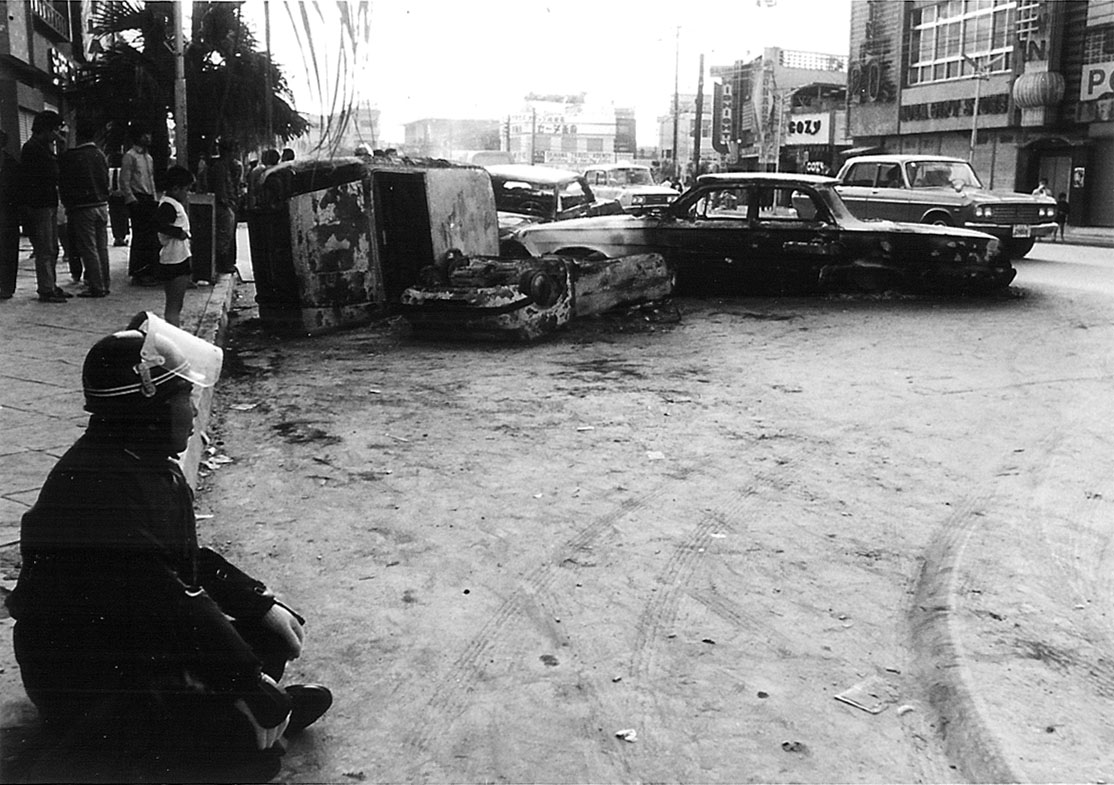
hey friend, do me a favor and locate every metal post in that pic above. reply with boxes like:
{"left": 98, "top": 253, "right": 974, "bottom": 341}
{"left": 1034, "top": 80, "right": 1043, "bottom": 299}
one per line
{"left": 693, "top": 53, "right": 704, "bottom": 174}
{"left": 672, "top": 27, "right": 679, "bottom": 178}
{"left": 969, "top": 70, "right": 982, "bottom": 163}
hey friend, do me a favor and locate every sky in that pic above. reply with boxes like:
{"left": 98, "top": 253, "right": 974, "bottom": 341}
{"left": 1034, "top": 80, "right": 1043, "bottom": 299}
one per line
{"left": 244, "top": 0, "right": 853, "bottom": 147}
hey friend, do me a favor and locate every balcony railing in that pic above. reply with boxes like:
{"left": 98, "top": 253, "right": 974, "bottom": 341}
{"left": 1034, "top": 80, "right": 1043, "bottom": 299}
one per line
{"left": 31, "top": 0, "right": 71, "bottom": 40}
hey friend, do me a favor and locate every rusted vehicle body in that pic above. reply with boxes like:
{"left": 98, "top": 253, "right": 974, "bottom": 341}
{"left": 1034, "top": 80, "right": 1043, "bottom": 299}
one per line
{"left": 486, "top": 164, "right": 623, "bottom": 249}
{"left": 833, "top": 154, "right": 1056, "bottom": 258}
{"left": 248, "top": 155, "right": 499, "bottom": 334}
{"left": 506, "top": 172, "right": 1013, "bottom": 295}
{"left": 582, "top": 162, "right": 679, "bottom": 214}
{"left": 400, "top": 252, "right": 672, "bottom": 341}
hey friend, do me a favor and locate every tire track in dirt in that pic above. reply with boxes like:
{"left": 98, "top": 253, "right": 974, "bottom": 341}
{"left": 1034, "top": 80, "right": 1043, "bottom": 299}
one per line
{"left": 912, "top": 422, "right": 1069, "bottom": 783}
{"left": 398, "top": 490, "right": 668, "bottom": 775}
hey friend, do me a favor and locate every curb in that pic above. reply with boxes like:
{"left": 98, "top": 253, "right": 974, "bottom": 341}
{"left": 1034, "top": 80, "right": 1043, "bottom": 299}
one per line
{"left": 911, "top": 514, "right": 1022, "bottom": 783}
{"left": 179, "top": 273, "right": 237, "bottom": 488}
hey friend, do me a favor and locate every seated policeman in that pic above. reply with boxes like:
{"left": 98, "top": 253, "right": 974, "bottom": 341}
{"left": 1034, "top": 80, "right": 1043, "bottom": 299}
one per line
{"left": 6, "top": 312, "right": 331, "bottom": 782}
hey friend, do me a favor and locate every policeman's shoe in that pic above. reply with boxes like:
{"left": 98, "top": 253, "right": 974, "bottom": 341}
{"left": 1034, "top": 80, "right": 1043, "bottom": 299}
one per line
{"left": 283, "top": 684, "right": 332, "bottom": 735}
{"left": 38, "top": 292, "right": 68, "bottom": 303}
{"left": 52, "top": 287, "right": 73, "bottom": 298}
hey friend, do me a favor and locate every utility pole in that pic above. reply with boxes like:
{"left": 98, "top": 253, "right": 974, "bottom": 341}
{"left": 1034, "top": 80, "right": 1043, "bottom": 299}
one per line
{"left": 173, "top": 1, "right": 187, "bottom": 168}
{"left": 264, "top": 1, "right": 273, "bottom": 146}
{"left": 693, "top": 53, "right": 704, "bottom": 175}
{"left": 672, "top": 26, "right": 680, "bottom": 179}
{"left": 962, "top": 53, "right": 990, "bottom": 164}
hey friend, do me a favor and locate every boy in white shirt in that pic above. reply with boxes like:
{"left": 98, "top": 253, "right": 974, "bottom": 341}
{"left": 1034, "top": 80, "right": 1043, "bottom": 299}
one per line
{"left": 155, "top": 166, "right": 194, "bottom": 326}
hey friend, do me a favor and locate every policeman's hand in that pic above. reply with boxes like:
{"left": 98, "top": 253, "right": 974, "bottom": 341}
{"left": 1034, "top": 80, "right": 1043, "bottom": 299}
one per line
{"left": 262, "top": 603, "right": 305, "bottom": 659}
{"left": 233, "top": 674, "right": 290, "bottom": 750}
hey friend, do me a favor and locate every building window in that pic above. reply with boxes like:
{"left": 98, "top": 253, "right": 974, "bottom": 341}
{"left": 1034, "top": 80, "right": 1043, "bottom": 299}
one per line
{"left": 1083, "top": 24, "right": 1114, "bottom": 64}
{"left": 907, "top": 0, "right": 1015, "bottom": 86}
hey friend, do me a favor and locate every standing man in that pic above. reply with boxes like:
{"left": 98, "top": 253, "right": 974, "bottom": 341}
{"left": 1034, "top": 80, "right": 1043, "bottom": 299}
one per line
{"left": 59, "top": 117, "right": 112, "bottom": 298}
{"left": 209, "top": 138, "right": 242, "bottom": 275}
{"left": 120, "top": 123, "right": 159, "bottom": 286}
{"left": 21, "top": 110, "right": 70, "bottom": 303}
{"left": 0, "top": 129, "right": 20, "bottom": 300}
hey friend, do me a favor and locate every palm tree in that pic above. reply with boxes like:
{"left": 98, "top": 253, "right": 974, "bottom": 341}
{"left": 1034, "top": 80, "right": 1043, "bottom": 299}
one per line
{"left": 68, "top": 0, "right": 369, "bottom": 169}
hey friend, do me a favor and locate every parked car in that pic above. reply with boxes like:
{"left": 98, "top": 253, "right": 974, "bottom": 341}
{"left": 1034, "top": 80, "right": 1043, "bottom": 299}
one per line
{"left": 505, "top": 172, "right": 1014, "bottom": 295}
{"left": 833, "top": 154, "right": 1056, "bottom": 258}
{"left": 581, "top": 162, "right": 679, "bottom": 214}
{"left": 486, "top": 165, "right": 623, "bottom": 249}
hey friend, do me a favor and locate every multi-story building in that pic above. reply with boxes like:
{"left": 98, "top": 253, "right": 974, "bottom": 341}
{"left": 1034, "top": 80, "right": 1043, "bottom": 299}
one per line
{"left": 656, "top": 93, "right": 716, "bottom": 170}
{"left": 506, "top": 96, "right": 623, "bottom": 167}
{"left": 846, "top": 0, "right": 1114, "bottom": 228}
{"left": 710, "top": 47, "right": 849, "bottom": 171}
{"left": 0, "top": 0, "right": 77, "bottom": 147}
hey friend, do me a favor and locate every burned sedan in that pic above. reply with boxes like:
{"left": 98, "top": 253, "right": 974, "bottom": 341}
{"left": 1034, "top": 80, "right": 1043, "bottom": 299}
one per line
{"left": 487, "top": 164, "right": 623, "bottom": 251}
{"left": 504, "top": 172, "right": 1015, "bottom": 295}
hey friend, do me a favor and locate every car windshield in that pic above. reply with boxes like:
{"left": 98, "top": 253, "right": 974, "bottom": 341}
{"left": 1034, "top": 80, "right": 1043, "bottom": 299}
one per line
{"left": 905, "top": 160, "right": 983, "bottom": 189}
{"left": 614, "top": 168, "right": 654, "bottom": 186}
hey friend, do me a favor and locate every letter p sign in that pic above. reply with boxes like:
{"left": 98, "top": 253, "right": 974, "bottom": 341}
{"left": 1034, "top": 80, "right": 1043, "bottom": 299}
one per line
{"left": 1082, "top": 62, "right": 1114, "bottom": 101}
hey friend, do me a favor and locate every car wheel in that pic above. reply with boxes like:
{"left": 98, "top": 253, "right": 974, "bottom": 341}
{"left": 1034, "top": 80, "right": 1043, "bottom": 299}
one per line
{"left": 923, "top": 212, "right": 953, "bottom": 226}
{"left": 522, "top": 271, "right": 561, "bottom": 307}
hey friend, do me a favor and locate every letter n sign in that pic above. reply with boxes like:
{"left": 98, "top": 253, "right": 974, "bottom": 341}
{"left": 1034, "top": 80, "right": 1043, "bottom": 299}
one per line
{"left": 1081, "top": 61, "right": 1114, "bottom": 101}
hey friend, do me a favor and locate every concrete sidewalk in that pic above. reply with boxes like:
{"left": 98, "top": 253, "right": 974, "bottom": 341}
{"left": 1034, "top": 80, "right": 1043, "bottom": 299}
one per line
{"left": 0, "top": 235, "right": 237, "bottom": 548}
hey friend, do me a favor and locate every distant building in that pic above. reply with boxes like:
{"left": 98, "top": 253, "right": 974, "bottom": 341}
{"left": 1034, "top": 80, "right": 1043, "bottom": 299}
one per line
{"left": 507, "top": 96, "right": 630, "bottom": 168}
{"left": 657, "top": 93, "right": 716, "bottom": 170}
{"left": 845, "top": 0, "right": 1114, "bottom": 227}
{"left": 0, "top": 0, "right": 77, "bottom": 146}
{"left": 402, "top": 118, "right": 500, "bottom": 162}
{"left": 710, "top": 47, "right": 849, "bottom": 171}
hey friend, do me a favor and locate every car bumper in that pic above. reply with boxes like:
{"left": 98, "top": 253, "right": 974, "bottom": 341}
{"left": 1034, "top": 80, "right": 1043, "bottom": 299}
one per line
{"left": 966, "top": 222, "right": 1057, "bottom": 240}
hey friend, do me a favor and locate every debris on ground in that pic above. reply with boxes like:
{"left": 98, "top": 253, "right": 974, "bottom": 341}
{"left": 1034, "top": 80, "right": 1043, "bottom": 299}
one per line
{"left": 615, "top": 728, "right": 638, "bottom": 743}
{"left": 834, "top": 675, "right": 897, "bottom": 714}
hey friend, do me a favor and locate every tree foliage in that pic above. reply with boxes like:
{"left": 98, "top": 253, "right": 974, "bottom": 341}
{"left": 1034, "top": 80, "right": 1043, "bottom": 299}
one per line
{"left": 67, "top": 0, "right": 309, "bottom": 170}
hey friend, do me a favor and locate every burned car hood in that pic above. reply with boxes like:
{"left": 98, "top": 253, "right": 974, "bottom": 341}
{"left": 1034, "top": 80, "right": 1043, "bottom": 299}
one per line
{"left": 845, "top": 217, "right": 998, "bottom": 242}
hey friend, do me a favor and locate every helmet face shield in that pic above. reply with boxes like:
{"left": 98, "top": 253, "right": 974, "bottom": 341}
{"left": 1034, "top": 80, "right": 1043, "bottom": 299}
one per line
{"left": 136, "top": 312, "right": 223, "bottom": 390}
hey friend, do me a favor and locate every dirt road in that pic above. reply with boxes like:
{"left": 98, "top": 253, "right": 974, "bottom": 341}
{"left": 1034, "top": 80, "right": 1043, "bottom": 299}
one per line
{"left": 200, "top": 270, "right": 1114, "bottom": 782}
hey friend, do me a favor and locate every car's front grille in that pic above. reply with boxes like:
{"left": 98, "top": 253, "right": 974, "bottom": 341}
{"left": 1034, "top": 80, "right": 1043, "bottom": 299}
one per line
{"left": 988, "top": 204, "right": 1046, "bottom": 224}
{"left": 642, "top": 195, "right": 673, "bottom": 206}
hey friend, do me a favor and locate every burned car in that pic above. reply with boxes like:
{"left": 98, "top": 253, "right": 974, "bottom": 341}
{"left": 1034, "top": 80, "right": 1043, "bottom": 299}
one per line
{"left": 582, "top": 162, "right": 679, "bottom": 214}
{"left": 504, "top": 172, "right": 1014, "bottom": 295}
{"left": 833, "top": 155, "right": 1056, "bottom": 259}
{"left": 400, "top": 250, "right": 672, "bottom": 341}
{"left": 487, "top": 164, "right": 623, "bottom": 247}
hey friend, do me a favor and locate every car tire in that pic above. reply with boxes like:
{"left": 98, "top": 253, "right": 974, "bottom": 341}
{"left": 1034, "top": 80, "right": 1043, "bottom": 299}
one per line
{"left": 922, "top": 212, "right": 953, "bottom": 226}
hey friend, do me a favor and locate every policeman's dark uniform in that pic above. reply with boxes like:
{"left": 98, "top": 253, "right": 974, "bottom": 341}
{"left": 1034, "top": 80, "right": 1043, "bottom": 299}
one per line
{"left": 5, "top": 314, "right": 330, "bottom": 781}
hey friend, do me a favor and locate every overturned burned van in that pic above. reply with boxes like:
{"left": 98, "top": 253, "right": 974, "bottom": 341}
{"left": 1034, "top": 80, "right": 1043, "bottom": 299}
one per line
{"left": 247, "top": 155, "right": 499, "bottom": 334}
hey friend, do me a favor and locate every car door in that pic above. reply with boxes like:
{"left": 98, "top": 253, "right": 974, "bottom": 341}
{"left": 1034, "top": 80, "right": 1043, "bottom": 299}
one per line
{"left": 835, "top": 161, "right": 878, "bottom": 220}
{"left": 750, "top": 185, "right": 840, "bottom": 292}
{"left": 859, "top": 162, "right": 918, "bottom": 222}
{"left": 653, "top": 185, "right": 764, "bottom": 291}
